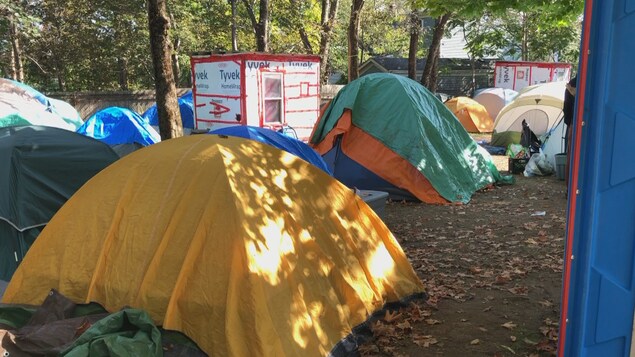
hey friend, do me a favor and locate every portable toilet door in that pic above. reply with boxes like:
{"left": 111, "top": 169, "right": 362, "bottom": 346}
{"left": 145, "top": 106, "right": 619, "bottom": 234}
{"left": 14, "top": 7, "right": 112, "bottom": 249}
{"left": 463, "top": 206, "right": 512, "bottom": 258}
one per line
{"left": 559, "top": 0, "right": 635, "bottom": 356}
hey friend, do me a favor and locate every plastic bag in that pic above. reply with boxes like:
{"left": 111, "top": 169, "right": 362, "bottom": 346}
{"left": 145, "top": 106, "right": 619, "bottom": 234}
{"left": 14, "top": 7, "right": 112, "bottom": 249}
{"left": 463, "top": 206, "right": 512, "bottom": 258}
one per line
{"left": 506, "top": 144, "right": 528, "bottom": 159}
{"left": 523, "top": 152, "right": 555, "bottom": 177}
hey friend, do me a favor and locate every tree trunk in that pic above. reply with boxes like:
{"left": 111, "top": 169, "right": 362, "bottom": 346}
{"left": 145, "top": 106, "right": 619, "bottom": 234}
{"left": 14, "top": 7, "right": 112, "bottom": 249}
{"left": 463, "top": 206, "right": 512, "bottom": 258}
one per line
{"left": 118, "top": 58, "right": 129, "bottom": 91}
{"left": 347, "top": 0, "right": 364, "bottom": 82}
{"left": 148, "top": 0, "right": 183, "bottom": 139}
{"left": 242, "top": 0, "right": 270, "bottom": 52}
{"left": 231, "top": 0, "right": 238, "bottom": 51}
{"left": 290, "top": 0, "right": 313, "bottom": 53}
{"left": 407, "top": 11, "right": 420, "bottom": 80}
{"left": 169, "top": 11, "right": 181, "bottom": 86}
{"left": 318, "top": 0, "right": 339, "bottom": 84}
{"left": 521, "top": 12, "right": 528, "bottom": 61}
{"left": 421, "top": 13, "right": 450, "bottom": 92}
{"left": 9, "top": 17, "right": 24, "bottom": 82}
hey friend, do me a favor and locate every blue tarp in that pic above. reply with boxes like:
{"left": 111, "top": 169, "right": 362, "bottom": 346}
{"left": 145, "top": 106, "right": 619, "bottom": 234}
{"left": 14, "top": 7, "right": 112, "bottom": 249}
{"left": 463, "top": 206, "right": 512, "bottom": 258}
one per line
{"left": 77, "top": 107, "right": 160, "bottom": 146}
{"left": 142, "top": 91, "right": 194, "bottom": 129}
{"left": 209, "top": 126, "right": 332, "bottom": 175}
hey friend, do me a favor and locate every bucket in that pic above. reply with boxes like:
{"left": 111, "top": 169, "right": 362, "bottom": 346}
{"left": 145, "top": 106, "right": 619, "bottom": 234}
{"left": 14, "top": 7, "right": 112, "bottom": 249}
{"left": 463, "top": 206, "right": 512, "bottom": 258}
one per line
{"left": 555, "top": 153, "right": 567, "bottom": 180}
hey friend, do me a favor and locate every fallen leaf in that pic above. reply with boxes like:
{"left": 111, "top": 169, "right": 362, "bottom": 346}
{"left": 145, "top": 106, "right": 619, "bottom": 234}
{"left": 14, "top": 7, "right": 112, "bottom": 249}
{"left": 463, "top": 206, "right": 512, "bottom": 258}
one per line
{"left": 396, "top": 320, "right": 411, "bottom": 331}
{"left": 501, "top": 321, "right": 517, "bottom": 330}
{"left": 523, "top": 338, "right": 538, "bottom": 345}
{"left": 425, "top": 319, "right": 442, "bottom": 325}
{"left": 413, "top": 335, "right": 438, "bottom": 348}
{"left": 510, "top": 335, "right": 517, "bottom": 342}
{"left": 470, "top": 339, "right": 480, "bottom": 345}
{"left": 500, "top": 344, "right": 516, "bottom": 354}
{"left": 478, "top": 327, "right": 488, "bottom": 332}
{"left": 383, "top": 310, "right": 402, "bottom": 323}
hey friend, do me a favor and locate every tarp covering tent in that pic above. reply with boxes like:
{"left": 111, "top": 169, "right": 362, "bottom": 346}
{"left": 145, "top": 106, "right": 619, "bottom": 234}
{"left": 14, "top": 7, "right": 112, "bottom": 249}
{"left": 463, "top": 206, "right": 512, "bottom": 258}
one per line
{"left": 540, "top": 118, "right": 566, "bottom": 169}
{"left": 472, "top": 87, "right": 518, "bottom": 123}
{"left": 310, "top": 73, "right": 506, "bottom": 204}
{"left": 142, "top": 91, "right": 194, "bottom": 134}
{"left": 444, "top": 96, "right": 494, "bottom": 133}
{"left": 0, "top": 79, "right": 80, "bottom": 131}
{"left": 209, "top": 125, "right": 332, "bottom": 174}
{"left": 0, "top": 126, "right": 119, "bottom": 282}
{"left": 48, "top": 97, "right": 84, "bottom": 129}
{"left": 3, "top": 134, "right": 425, "bottom": 357}
{"left": 77, "top": 106, "right": 160, "bottom": 147}
{"left": 490, "top": 81, "right": 566, "bottom": 148}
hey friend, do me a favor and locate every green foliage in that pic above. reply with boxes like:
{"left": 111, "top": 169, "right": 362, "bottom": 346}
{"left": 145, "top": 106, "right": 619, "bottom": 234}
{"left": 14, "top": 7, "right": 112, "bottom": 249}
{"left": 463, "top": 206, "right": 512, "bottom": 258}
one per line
{"left": 1, "top": 0, "right": 584, "bottom": 91}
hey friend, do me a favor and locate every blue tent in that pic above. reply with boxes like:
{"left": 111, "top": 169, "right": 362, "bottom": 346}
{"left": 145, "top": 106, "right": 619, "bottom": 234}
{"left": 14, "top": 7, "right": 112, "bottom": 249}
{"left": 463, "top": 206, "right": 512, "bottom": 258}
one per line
{"left": 322, "top": 136, "right": 414, "bottom": 200}
{"left": 209, "top": 126, "right": 332, "bottom": 175}
{"left": 142, "top": 91, "right": 194, "bottom": 129}
{"left": 77, "top": 107, "right": 160, "bottom": 146}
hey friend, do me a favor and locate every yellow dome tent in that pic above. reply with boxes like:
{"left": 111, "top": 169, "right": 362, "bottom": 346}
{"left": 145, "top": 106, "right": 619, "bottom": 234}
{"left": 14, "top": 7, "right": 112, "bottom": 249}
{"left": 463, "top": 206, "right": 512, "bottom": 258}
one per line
{"left": 444, "top": 96, "right": 494, "bottom": 133}
{"left": 3, "top": 134, "right": 424, "bottom": 356}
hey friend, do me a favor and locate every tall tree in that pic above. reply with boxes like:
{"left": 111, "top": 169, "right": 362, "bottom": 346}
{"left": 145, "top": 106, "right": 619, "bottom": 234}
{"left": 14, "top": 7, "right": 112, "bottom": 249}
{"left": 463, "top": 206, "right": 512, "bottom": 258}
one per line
{"left": 420, "top": 13, "right": 449, "bottom": 90}
{"left": 407, "top": 10, "right": 420, "bottom": 80}
{"left": 347, "top": 0, "right": 364, "bottom": 81}
{"left": 242, "top": 0, "right": 270, "bottom": 51}
{"left": 318, "top": 0, "right": 339, "bottom": 84}
{"left": 148, "top": 0, "right": 182, "bottom": 139}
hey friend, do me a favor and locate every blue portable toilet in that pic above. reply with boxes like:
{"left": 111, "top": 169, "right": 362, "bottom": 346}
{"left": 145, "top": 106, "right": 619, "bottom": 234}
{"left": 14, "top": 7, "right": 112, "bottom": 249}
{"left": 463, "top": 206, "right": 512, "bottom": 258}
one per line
{"left": 560, "top": 1, "right": 635, "bottom": 356}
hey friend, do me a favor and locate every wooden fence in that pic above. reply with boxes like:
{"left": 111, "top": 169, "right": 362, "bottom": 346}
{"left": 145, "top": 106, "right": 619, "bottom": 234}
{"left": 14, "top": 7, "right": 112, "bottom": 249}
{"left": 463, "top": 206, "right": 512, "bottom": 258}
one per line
{"left": 47, "top": 85, "right": 345, "bottom": 120}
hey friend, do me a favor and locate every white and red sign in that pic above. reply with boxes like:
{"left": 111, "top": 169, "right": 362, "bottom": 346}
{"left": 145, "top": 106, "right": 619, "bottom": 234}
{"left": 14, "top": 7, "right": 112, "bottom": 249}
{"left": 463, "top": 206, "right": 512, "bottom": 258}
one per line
{"left": 494, "top": 61, "right": 571, "bottom": 92}
{"left": 191, "top": 53, "right": 321, "bottom": 140}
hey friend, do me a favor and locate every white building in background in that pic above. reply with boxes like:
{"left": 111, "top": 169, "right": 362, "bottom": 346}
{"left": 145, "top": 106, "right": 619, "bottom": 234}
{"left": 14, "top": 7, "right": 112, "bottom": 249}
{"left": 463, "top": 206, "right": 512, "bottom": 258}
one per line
{"left": 440, "top": 27, "right": 470, "bottom": 59}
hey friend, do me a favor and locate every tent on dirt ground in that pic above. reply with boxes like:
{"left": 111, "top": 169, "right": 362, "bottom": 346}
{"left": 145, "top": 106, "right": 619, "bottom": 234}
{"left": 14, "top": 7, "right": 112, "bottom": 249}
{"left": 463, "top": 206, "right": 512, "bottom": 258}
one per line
{"left": 142, "top": 91, "right": 194, "bottom": 135}
{"left": 309, "top": 73, "right": 506, "bottom": 204}
{"left": 2, "top": 134, "right": 425, "bottom": 357}
{"left": 490, "top": 81, "right": 566, "bottom": 148}
{"left": 0, "top": 126, "right": 119, "bottom": 282}
{"left": 0, "top": 79, "right": 80, "bottom": 131}
{"left": 77, "top": 107, "right": 160, "bottom": 155}
{"left": 472, "top": 87, "right": 518, "bottom": 123}
{"left": 444, "top": 96, "right": 494, "bottom": 133}
{"left": 209, "top": 125, "right": 331, "bottom": 174}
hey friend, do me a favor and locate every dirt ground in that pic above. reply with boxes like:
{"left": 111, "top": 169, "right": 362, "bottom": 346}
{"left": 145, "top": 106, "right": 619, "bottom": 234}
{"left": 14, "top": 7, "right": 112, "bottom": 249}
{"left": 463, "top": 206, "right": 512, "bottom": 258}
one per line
{"left": 360, "top": 155, "right": 567, "bottom": 357}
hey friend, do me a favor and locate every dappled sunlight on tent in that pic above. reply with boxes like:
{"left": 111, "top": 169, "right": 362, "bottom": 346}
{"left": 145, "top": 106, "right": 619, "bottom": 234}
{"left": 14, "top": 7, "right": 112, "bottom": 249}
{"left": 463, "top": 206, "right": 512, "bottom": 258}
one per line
{"left": 246, "top": 218, "right": 296, "bottom": 285}
{"left": 369, "top": 246, "right": 397, "bottom": 278}
{"left": 2, "top": 135, "right": 424, "bottom": 356}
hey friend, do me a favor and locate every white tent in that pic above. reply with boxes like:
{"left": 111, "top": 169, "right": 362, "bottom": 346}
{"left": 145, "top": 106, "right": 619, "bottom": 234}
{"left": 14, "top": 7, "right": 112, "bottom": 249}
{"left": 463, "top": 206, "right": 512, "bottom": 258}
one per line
{"left": 472, "top": 87, "right": 518, "bottom": 122}
{"left": 490, "top": 81, "right": 566, "bottom": 148}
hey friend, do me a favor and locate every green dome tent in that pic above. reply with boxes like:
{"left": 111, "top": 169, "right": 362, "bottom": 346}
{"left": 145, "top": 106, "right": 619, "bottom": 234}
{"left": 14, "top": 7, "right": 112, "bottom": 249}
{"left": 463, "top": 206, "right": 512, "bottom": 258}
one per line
{"left": 0, "top": 126, "right": 119, "bottom": 281}
{"left": 311, "top": 73, "right": 509, "bottom": 204}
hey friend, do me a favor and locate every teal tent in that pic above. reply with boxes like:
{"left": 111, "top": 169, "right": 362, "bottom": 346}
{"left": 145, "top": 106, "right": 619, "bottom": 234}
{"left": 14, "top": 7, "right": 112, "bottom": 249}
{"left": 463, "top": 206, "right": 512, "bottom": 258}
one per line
{"left": 0, "top": 126, "right": 119, "bottom": 281}
{"left": 311, "top": 73, "right": 509, "bottom": 204}
{"left": 0, "top": 79, "right": 82, "bottom": 130}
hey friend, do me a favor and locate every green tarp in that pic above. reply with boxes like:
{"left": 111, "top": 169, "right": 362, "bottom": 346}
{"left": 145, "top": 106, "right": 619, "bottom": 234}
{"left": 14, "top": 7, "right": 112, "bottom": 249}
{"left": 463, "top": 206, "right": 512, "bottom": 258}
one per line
{"left": 311, "top": 73, "right": 510, "bottom": 203}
